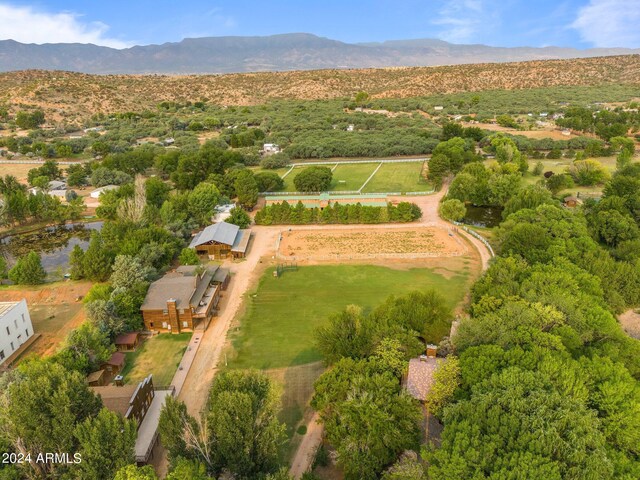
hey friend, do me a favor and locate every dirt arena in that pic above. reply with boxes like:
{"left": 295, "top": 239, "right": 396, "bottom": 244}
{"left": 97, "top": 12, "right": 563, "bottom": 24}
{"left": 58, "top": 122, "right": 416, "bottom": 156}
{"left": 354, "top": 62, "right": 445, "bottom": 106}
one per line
{"left": 277, "top": 226, "right": 466, "bottom": 260}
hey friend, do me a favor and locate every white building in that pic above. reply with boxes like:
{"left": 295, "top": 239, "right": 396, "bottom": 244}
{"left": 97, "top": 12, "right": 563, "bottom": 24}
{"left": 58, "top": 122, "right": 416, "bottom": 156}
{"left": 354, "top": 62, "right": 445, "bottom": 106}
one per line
{"left": 90, "top": 185, "right": 119, "bottom": 198}
{"left": 0, "top": 300, "right": 34, "bottom": 366}
{"left": 262, "top": 143, "right": 281, "bottom": 154}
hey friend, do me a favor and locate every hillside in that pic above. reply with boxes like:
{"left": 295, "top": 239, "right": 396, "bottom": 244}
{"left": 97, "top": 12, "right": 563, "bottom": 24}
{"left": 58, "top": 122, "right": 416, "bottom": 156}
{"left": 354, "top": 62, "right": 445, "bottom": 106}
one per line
{"left": 1, "top": 34, "right": 639, "bottom": 74}
{"left": 1, "top": 55, "right": 639, "bottom": 123}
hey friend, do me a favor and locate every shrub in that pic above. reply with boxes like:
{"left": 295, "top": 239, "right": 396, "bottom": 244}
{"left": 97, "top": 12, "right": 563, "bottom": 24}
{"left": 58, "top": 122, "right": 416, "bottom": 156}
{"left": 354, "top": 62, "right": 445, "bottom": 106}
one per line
{"left": 8, "top": 251, "right": 46, "bottom": 285}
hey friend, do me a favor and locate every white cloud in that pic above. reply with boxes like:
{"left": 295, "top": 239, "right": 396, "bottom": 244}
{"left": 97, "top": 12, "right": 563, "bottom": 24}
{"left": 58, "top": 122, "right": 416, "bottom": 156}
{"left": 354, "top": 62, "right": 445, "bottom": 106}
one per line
{"left": 431, "top": 0, "right": 493, "bottom": 43}
{"left": 572, "top": 0, "right": 640, "bottom": 48}
{"left": 0, "top": 3, "right": 130, "bottom": 48}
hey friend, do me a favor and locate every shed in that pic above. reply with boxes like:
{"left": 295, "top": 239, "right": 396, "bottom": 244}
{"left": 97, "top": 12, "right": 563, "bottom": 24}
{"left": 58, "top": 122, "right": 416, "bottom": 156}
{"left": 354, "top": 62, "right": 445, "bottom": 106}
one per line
{"left": 189, "top": 221, "right": 251, "bottom": 259}
{"left": 90, "top": 185, "right": 118, "bottom": 198}
{"left": 564, "top": 196, "right": 582, "bottom": 208}
{"left": 102, "top": 351, "right": 126, "bottom": 375}
{"left": 86, "top": 369, "right": 107, "bottom": 387}
{"left": 115, "top": 332, "right": 140, "bottom": 352}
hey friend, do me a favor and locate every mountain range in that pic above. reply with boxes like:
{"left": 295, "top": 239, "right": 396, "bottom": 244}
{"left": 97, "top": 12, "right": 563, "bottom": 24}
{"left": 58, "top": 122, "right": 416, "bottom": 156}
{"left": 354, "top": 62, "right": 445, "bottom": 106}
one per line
{"left": 1, "top": 33, "right": 639, "bottom": 74}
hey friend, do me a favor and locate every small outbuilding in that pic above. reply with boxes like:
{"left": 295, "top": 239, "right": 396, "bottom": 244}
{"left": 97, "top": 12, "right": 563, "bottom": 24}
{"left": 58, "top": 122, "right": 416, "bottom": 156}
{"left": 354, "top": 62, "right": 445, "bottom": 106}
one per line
{"left": 86, "top": 369, "right": 108, "bottom": 387}
{"left": 564, "top": 196, "right": 582, "bottom": 208}
{"left": 101, "top": 351, "right": 126, "bottom": 377}
{"left": 115, "top": 332, "right": 141, "bottom": 352}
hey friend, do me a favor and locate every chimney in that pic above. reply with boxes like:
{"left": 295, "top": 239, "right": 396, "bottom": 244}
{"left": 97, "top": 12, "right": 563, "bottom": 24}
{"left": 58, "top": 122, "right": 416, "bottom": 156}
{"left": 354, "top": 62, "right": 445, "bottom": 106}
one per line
{"left": 426, "top": 344, "right": 438, "bottom": 358}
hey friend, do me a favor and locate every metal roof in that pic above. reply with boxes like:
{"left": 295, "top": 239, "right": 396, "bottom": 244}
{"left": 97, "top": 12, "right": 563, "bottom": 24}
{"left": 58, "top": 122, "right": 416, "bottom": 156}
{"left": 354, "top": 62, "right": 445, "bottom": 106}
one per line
{"left": 0, "top": 301, "right": 20, "bottom": 318}
{"left": 189, "top": 221, "right": 240, "bottom": 248}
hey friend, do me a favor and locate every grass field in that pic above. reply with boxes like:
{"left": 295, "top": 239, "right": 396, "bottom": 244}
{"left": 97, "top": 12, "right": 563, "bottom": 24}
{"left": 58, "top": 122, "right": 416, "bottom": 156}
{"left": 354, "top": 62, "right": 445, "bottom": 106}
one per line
{"left": 521, "top": 156, "right": 620, "bottom": 197}
{"left": 229, "top": 264, "right": 470, "bottom": 370}
{"left": 275, "top": 161, "right": 429, "bottom": 194}
{"left": 228, "top": 263, "right": 472, "bottom": 459}
{"left": 330, "top": 163, "right": 378, "bottom": 191}
{"left": 121, "top": 333, "right": 191, "bottom": 386}
{"left": 362, "top": 161, "right": 432, "bottom": 192}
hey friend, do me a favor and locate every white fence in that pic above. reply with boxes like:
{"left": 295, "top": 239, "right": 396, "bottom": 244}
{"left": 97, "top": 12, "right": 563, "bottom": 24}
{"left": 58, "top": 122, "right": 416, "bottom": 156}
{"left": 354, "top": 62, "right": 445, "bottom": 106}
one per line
{"left": 452, "top": 221, "right": 495, "bottom": 257}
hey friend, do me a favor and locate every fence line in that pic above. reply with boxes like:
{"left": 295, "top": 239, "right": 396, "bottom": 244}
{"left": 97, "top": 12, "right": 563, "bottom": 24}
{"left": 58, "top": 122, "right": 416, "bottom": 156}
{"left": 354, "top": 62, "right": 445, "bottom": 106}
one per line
{"left": 289, "top": 157, "right": 428, "bottom": 167}
{"left": 275, "top": 251, "right": 467, "bottom": 261}
{"left": 260, "top": 190, "right": 434, "bottom": 196}
{"left": 452, "top": 221, "right": 495, "bottom": 257}
{"left": 0, "top": 159, "right": 87, "bottom": 165}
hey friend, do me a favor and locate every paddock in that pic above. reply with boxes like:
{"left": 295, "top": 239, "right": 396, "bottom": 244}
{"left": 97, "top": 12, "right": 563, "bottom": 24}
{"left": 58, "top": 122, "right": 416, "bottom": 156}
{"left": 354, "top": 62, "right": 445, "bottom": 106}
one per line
{"left": 276, "top": 226, "right": 466, "bottom": 261}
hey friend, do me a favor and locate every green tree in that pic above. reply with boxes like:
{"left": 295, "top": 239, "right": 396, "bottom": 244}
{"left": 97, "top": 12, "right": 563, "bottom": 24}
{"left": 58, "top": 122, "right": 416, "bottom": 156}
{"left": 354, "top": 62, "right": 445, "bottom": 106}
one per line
{"left": 113, "top": 465, "right": 159, "bottom": 480}
{"left": 567, "top": 159, "right": 610, "bottom": 186}
{"left": 145, "top": 177, "right": 171, "bottom": 208}
{"left": 82, "top": 231, "right": 114, "bottom": 282}
{"left": 426, "top": 356, "right": 460, "bottom": 418}
{"left": 188, "top": 182, "right": 221, "bottom": 225}
{"left": 8, "top": 251, "right": 46, "bottom": 285}
{"left": 234, "top": 170, "right": 259, "bottom": 209}
{"left": 546, "top": 173, "right": 575, "bottom": 195}
{"left": 255, "top": 171, "right": 285, "bottom": 192}
{"left": 312, "top": 358, "right": 421, "bottom": 480}
{"left": 502, "top": 184, "right": 555, "bottom": 219}
{"left": 226, "top": 207, "right": 251, "bottom": 228}
{"left": 74, "top": 408, "right": 137, "bottom": 480}
{"left": 55, "top": 322, "right": 114, "bottom": 374}
{"left": 15, "top": 110, "right": 45, "bottom": 129}
{"left": 0, "top": 359, "right": 102, "bottom": 479}
{"left": 439, "top": 198, "right": 466, "bottom": 221}
{"left": 179, "top": 247, "right": 200, "bottom": 266}
{"left": 293, "top": 167, "right": 332, "bottom": 192}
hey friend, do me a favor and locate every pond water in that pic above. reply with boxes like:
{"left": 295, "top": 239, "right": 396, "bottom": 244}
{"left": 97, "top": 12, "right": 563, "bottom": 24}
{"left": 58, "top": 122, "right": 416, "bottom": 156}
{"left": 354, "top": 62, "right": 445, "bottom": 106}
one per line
{"left": 0, "top": 221, "right": 103, "bottom": 275}
{"left": 462, "top": 205, "right": 504, "bottom": 228}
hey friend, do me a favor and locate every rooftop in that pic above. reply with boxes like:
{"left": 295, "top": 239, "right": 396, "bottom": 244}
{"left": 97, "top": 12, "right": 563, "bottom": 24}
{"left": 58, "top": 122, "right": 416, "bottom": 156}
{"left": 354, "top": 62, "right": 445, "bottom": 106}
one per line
{"left": 105, "top": 351, "right": 126, "bottom": 367}
{"left": 141, "top": 267, "right": 216, "bottom": 311}
{"left": 189, "top": 221, "right": 240, "bottom": 248}
{"left": 0, "top": 301, "right": 20, "bottom": 319}
{"left": 91, "top": 384, "right": 139, "bottom": 417}
{"left": 405, "top": 357, "right": 443, "bottom": 401}
{"left": 115, "top": 332, "right": 140, "bottom": 346}
{"left": 231, "top": 229, "right": 251, "bottom": 253}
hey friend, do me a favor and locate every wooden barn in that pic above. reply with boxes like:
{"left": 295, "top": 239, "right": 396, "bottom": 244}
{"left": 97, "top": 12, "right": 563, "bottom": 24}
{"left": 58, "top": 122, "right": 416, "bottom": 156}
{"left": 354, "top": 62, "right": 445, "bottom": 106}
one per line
{"left": 189, "top": 221, "right": 251, "bottom": 260}
{"left": 115, "top": 332, "right": 141, "bottom": 352}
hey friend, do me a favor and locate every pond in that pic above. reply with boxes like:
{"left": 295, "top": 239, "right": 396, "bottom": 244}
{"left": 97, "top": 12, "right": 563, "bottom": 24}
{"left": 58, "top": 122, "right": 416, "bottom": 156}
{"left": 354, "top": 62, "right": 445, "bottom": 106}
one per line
{"left": 0, "top": 221, "right": 103, "bottom": 275}
{"left": 462, "top": 205, "right": 503, "bottom": 228}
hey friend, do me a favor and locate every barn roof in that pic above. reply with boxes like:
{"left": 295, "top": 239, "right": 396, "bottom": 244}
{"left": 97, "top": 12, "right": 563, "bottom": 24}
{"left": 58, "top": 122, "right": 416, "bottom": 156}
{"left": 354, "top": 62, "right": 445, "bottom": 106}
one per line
{"left": 231, "top": 230, "right": 251, "bottom": 253}
{"left": 189, "top": 221, "right": 239, "bottom": 248}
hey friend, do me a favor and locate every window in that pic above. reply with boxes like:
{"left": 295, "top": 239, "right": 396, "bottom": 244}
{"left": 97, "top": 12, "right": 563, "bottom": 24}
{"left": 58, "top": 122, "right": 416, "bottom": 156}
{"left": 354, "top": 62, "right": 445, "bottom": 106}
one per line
{"left": 21, "top": 313, "right": 25, "bottom": 323}
{"left": 162, "top": 322, "right": 168, "bottom": 328}
{"left": 25, "top": 329, "right": 29, "bottom": 337}
{"left": 182, "top": 321, "right": 188, "bottom": 328}
{"left": 0, "top": 350, "right": 4, "bottom": 360}
{"left": 5, "top": 326, "right": 9, "bottom": 335}
{"left": 163, "top": 309, "right": 168, "bottom": 315}
{"left": 10, "top": 342, "right": 14, "bottom": 351}
{"left": 149, "top": 322, "right": 154, "bottom": 328}
{"left": 14, "top": 319, "right": 17, "bottom": 329}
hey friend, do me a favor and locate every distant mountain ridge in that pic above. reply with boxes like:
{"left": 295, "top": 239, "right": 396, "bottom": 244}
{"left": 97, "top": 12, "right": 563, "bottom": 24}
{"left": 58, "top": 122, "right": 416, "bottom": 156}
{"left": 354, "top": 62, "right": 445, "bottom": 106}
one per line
{"left": 0, "top": 33, "right": 639, "bottom": 74}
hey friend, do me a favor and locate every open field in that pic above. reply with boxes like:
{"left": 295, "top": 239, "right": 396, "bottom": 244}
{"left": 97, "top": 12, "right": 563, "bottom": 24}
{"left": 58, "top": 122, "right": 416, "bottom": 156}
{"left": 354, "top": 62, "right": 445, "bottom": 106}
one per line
{"left": 228, "top": 264, "right": 472, "bottom": 370}
{"left": 0, "top": 281, "right": 92, "bottom": 357}
{"left": 330, "top": 163, "right": 378, "bottom": 191}
{"left": 121, "top": 333, "right": 191, "bottom": 387}
{"left": 0, "top": 162, "right": 73, "bottom": 184}
{"left": 278, "top": 227, "right": 465, "bottom": 260}
{"left": 361, "top": 161, "right": 431, "bottom": 192}
{"left": 277, "top": 160, "right": 428, "bottom": 193}
{"left": 522, "top": 156, "right": 626, "bottom": 197}
{"left": 227, "top": 262, "right": 474, "bottom": 459}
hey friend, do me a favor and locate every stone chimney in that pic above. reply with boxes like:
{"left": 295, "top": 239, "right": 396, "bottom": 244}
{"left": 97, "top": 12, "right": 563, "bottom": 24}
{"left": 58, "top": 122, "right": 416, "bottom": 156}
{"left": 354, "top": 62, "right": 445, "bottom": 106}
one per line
{"left": 426, "top": 344, "right": 438, "bottom": 358}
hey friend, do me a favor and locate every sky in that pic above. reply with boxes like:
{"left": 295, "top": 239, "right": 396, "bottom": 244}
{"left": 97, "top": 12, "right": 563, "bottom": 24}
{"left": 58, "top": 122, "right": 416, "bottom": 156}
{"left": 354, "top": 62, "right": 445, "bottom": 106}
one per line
{"left": 0, "top": 0, "right": 638, "bottom": 49}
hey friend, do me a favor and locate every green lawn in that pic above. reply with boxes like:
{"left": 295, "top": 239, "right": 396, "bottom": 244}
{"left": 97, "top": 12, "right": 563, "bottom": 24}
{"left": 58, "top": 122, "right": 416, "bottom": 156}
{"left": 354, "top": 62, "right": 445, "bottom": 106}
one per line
{"left": 121, "top": 333, "right": 191, "bottom": 386}
{"left": 362, "top": 161, "right": 432, "bottom": 193}
{"left": 522, "top": 156, "right": 621, "bottom": 197}
{"left": 229, "top": 264, "right": 470, "bottom": 370}
{"left": 330, "top": 163, "right": 379, "bottom": 191}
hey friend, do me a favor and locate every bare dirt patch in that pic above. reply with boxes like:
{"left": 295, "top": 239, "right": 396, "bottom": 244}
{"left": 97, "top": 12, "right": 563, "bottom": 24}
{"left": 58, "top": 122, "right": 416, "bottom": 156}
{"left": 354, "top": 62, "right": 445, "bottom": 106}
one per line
{"left": 619, "top": 309, "right": 640, "bottom": 340}
{"left": 0, "top": 280, "right": 92, "bottom": 356}
{"left": 278, "top": 227, "right": 465, "bottom": 260}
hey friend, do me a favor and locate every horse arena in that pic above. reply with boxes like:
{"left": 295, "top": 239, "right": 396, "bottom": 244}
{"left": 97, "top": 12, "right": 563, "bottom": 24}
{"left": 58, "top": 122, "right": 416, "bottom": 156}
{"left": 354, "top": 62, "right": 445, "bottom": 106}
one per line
{"left": 276, "top": 226, "right": 467, "bottom": 261}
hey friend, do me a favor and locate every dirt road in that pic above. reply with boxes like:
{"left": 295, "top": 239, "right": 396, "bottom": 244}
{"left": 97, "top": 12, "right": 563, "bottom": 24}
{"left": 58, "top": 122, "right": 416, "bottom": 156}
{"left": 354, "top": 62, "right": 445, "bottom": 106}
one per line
{"left": 177, "top": 227, "right": 279, "bottom": 415}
